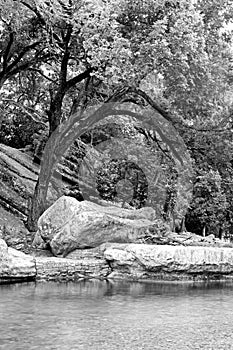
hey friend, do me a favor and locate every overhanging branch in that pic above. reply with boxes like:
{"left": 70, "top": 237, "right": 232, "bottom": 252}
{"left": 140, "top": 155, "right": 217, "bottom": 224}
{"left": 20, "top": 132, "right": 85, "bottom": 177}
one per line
{"left": 111, "top": 86, "right": 230, "bottom": 134}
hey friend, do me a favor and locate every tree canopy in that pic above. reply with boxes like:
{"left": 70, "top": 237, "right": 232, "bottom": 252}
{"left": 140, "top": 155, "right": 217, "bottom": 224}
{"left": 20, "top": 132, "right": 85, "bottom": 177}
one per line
{"left": 1, "top": 0, "right": 233, "bottom": 234}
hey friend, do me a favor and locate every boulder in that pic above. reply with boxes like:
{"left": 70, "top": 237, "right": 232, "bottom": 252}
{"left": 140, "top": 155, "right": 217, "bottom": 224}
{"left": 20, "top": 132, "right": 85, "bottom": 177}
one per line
{"left": 36, "top": 196, "right": 157, "bottom": 257}
{"left": 0, "top": 238, "right": 36, "bottom": 283}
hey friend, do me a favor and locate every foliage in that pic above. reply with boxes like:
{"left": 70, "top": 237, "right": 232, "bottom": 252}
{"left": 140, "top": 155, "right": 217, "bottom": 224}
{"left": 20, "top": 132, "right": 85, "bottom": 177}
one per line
{"left": 182, "top": 122, "right": 233, "bottom": 237}
{"left": 186, "top": 169, "right": 228, "bottom": 237}
{"left": 0, "top": 0, "right": 233, "bottom": 235}
{"left": 0, "top": 113, "right": 42, "bottom": 149}
{"left": 0, "top": 0, "right": 50, "bottom": 88}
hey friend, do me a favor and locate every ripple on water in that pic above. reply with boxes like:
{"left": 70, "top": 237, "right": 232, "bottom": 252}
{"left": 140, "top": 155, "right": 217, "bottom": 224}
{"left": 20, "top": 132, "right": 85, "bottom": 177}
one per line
{"left": 1, "top": 280, "right": 233, "bottom": 350}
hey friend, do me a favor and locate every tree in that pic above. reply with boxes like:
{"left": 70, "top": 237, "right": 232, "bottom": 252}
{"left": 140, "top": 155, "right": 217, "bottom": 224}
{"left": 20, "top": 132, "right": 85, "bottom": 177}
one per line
{"left": 26, "top": 0, "right": 233, "bottom": 231}
{"left": 182, "top": 121, "right": 233, "bottom": 238}
{"left": 27, "top": 86, "right": 191, "bottom": 231}
{"left": 186, "top": 169, "right": 228, "bottom": 237}
{"left": 1, "top": 0, "right": 233, "bottom": 234}
{"left": 0, "top": 0, "right": 51, "bottom": 89}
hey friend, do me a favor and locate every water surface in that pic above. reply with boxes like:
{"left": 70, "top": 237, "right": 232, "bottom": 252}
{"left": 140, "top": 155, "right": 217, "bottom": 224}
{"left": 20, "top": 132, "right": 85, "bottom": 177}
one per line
{"left": 1, "top": 280, "right": 233, "bottom": 350}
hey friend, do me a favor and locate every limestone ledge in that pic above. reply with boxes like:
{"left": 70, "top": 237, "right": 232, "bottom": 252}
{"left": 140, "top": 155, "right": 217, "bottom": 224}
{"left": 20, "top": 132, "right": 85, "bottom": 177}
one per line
{"left": 3, "top": 240, "right": 233, "bottom": 283}
{"left": 103, "top": 244, "right": 233, "bottom": 281}
{"left": 35, "top": 256, "right": 110, "bottom": 281}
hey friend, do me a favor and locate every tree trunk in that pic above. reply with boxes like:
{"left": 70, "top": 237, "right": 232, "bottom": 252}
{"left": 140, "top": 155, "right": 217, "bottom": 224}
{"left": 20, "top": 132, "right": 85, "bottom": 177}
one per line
{"left": 26, "top": 125, "right": 59, "bottom": 231}
{"left": 26, "top": 101, "right": 116, "bottom": 230}
{"left": 202, "top": 225, "right": 206, "bottom": 237}
{"left": 48, "top": 92, "right": 65, "bottom": 135}
{"left": 26, "top": 181, "right": 48, "bottom": 231}
{"left": 0, "top": 75, "right": 8, "bottom": 91}
{"left": 180, "top": 217, "right": 186, "bottom": 233}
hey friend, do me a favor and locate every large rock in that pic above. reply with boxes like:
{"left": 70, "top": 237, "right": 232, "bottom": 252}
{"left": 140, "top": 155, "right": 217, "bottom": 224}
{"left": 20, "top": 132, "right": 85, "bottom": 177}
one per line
{"left": 36, "top": 196, "right": 157, "bottom": 257}
{"left": 0, "top": 238, "right": 36, "bottom": 283}
{"left": 104, "top": 243, "right": 233, "bottom": 280}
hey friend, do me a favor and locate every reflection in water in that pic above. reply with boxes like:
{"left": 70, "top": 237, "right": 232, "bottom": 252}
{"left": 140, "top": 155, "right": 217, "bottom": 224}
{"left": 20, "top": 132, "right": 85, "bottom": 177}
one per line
{"left": 1, "top": 280, "right": 233, "bottom": 350}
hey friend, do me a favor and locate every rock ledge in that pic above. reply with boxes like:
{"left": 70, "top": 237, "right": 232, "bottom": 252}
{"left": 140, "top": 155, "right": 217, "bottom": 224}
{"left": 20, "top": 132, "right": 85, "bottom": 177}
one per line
{"left": 2, "top": 239, "right": 233, "bottom": 283}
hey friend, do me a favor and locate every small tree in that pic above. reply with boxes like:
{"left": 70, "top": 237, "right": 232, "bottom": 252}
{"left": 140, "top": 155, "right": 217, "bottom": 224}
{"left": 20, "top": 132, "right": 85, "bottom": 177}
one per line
{"left": 186, "top": 169, "right": 228, "bottom": 237}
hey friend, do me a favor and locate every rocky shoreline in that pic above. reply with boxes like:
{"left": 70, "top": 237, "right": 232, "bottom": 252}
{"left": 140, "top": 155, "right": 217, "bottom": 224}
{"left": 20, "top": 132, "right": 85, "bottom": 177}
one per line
{"left": 2, "top": 238, "right": 233, "bottom": 283}
{"left": 1, "top": 145, "right": 233, "bottom": 284}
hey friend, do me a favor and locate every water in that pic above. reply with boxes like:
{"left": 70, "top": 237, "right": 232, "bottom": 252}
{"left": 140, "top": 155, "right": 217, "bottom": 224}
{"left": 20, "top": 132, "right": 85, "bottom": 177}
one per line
{"left": 1, "top": 280, "right": 233, "bottom": 350}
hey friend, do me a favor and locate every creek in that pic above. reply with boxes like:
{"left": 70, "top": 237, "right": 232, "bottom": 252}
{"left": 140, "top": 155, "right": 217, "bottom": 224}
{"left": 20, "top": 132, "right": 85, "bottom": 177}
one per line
{"left": 1, "top": 280, "right": 233, "bottom": 349}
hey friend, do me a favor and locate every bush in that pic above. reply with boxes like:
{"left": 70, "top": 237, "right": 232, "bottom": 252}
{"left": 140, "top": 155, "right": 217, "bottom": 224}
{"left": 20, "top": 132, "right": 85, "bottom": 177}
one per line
{"left": 0, "top": 114, "right": 44, "bottom": 150}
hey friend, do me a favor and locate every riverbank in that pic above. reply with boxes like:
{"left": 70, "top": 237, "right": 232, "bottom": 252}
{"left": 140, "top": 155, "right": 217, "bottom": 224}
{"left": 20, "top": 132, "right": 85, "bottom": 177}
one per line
{"left": 2, "top": 238, "right": 233, "bottom": 283}
{"left": 1, "top": 145, "right": 233, "bottom": 284}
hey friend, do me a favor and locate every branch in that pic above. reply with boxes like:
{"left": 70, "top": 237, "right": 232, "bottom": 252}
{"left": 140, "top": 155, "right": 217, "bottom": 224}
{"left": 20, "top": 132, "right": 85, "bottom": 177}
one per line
{"left": 65, "top": 67, "right": 93, "bottom": 91}
{"left": 114, "top": 86, "right": 230, "bottom": 134}
{"left": 70, "top": 76, "right": 91, "bottom": 116}
{"left": 20, "top": 1, "right": 46, "bottom": 26}
{"left": 59, "top": 26, "right": 73, "bottom": 88}
{"left": 2, "top": 99, "right": 48, "bottom": 125}
{"left": 9, "top": 53, "right": 52, "bottom": 77}
{"left": 126, "top": 87, "right": 183, "bottom": 127}
{"left": 3, "top": 32, "right": 14, "bottom": 72}
{"left": 20, "top": 1, "right": 70, "bottom": 51}
{"left": 6, "top": 41, "right": 41, "bottom": 73}
{"left": 28, "top": 68, "right": 58, "bottom": 85}
{"left": 106, "top": 86, "right": 133, "bottom": 103}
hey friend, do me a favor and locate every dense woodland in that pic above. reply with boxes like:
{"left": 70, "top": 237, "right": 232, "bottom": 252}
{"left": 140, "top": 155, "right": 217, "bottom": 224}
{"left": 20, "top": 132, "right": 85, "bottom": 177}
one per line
{"left": 1, "top": 0, "right": 233, "bottom": 237}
